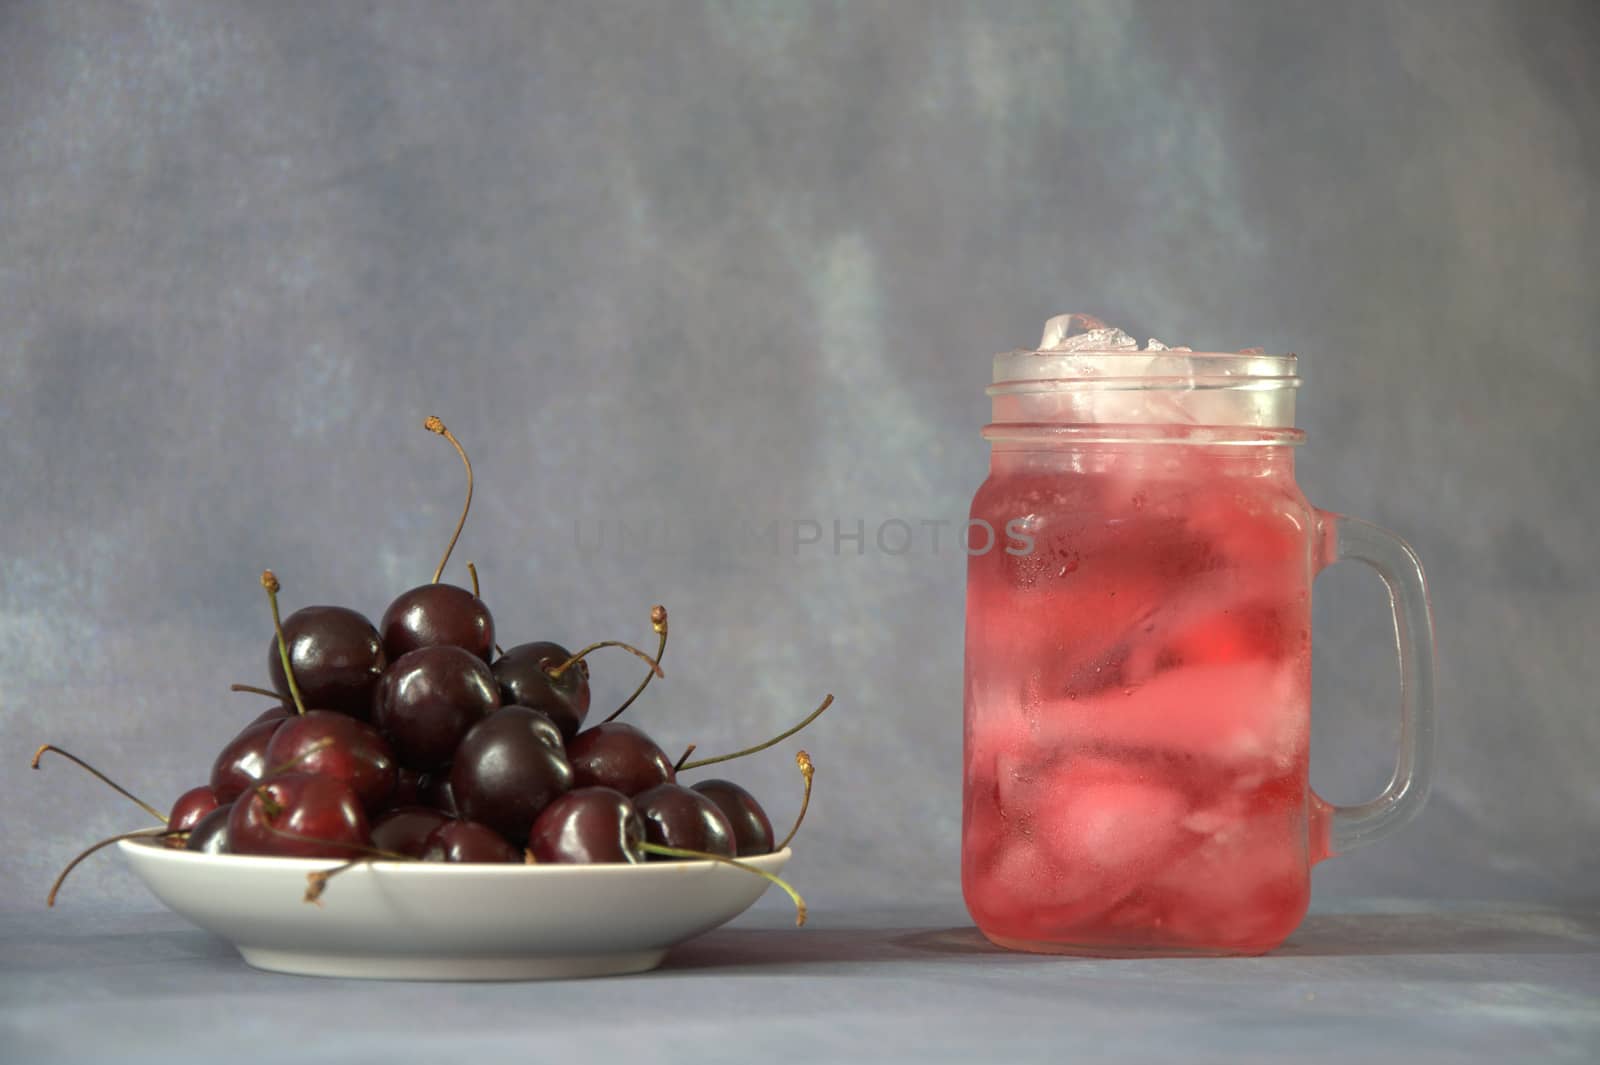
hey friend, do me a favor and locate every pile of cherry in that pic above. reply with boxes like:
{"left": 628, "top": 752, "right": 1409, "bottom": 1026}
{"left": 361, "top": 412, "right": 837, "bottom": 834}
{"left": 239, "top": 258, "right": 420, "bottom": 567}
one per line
{"left": 36, "top": 417, "right": 825, "bottom": 923}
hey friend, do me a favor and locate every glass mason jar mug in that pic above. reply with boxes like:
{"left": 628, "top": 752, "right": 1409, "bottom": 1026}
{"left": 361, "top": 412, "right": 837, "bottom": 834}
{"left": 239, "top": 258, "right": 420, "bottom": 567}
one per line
{"left": 961, "top": 331, "right": 1436, "bottom": 957}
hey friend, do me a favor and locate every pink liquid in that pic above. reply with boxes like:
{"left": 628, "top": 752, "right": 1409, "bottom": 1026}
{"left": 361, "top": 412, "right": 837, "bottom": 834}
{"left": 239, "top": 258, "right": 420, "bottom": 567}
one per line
{"left": 962, "top": 446, "right": 1325, "bottom": 955}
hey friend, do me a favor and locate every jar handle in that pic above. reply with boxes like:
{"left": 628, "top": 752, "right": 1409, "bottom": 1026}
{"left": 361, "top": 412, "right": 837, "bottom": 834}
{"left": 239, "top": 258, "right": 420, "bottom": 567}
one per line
{"left": 1311, "top": 512, "right": 1438, "bottom": 859}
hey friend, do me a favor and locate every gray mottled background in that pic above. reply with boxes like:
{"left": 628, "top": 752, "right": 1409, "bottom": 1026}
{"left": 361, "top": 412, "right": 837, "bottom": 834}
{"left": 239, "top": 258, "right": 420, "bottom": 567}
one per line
{"left": 2, "top": 0, "right": 1596, "bottom": 915}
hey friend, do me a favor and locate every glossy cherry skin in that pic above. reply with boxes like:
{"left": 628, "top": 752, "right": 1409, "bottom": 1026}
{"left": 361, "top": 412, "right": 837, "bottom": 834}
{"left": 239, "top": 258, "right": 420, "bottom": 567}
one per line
{"left": 372, "top": 645, "right": 500, "bottom": 771}
{"left": 419, "top": 819, "right": 521, "bottom": 863}
{"left": 264, "top": 710, "right": 397, "bottom": 814}
{"left": 209, "top": 717, "right": 288, "bottom": 803}
{"left": 380, "top": 584, "right": 494, "bottom": 662}
{"left": 371, "top": 806, "right": 452, "bottom": 858}
{"left": 168, "top": 785, "right": 220, "bottom": 832}
{"left": 269, "top": 605, "right": 386, "bottom": 718}
{"left": 228, "top": 773, "right": 370, "bottom": 859}
{"left": 633, "top": 783, "right": 735, "bottom": 859}
{"left": 250, "top": 704, "right": 294, "bottom": 727}
{"left": 184, "top": 803, "right": 234, "bottom": 854}
{"left": 491, "top": 642, "right": 590, "bottom": 740}
{"left": 450, "top": 707, "right": 573, "bottom": 841}
{"left": 566, "top": 722, "right": 674, "bottom": 797}
{"left": 690, "top": 779, "right": 776, "bottom": 856}
{"left": 528, "top": 787, "right": 644, "bottom": 864}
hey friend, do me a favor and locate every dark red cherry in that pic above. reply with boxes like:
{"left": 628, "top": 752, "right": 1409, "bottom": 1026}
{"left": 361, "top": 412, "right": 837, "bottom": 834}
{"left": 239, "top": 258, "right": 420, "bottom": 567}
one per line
{"left": 168, "top": 785, "right": 220, "bottom": 833}
{"left": 228, "top": 773, "right": 370, "bottom": 859}
{"left": 249, "top": 704, "right": 294, "bottom": 727}
{"left": 491, "top": 642, "right": 590, "bottom": 740}
{"left": 450, "top": 707, "right": 572, "bottom": 841}
{"left": 371, "top": 806, "right": 452, "bottom": 858}
{"left": 264, "top": 711, "right": 397, "bottom": 814}
{"left": 209, "top": 717, "right": 287, "bottom": 804}
{"left": 528, "top": 787, "right": 644, "bottom": 864}
{"left": 633, "top": 783, "right": 735, "bottom": 859}
{"left": 566, "top": 722, "right": 673, "bottom": 797}
{"left": 269, "top": 605, "right": 386, "bottom": 718}
{"left": 380, "top": 584, "right": 494, "bottom": 662}
{"left": 185, "top": 803, "right": 234, "bottom": 854}
{"left": 391, "top": 766, "right": 428, "bottom": 808}
{"left": 372, "top": 645, "right": 500, "bottom": 771}
{"left": 690, "top": 779, "right": 776, "bottom": 856}
{"left": 424, "top": 773, "right": 459, "bottom": 816}
{"left": 419, "top": 819, "right": 520, "bottom": 863}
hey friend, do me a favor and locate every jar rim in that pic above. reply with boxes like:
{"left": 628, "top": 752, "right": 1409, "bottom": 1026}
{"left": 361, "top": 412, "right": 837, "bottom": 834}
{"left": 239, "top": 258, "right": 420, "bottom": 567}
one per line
{"left": 989, "top": 349, "right": 1301, "bottom": 431}
{"left": 993, "top": 349, "right": 1298, "bottom": 388}
{"left": 1009, "top": 348, "right": 1295, "bottom": 358}
{"left": 981, "top": 423, "right": 1306, "bottom": 447}
{"left": 986, "top": 375, "right": 1301, "bottom": 396}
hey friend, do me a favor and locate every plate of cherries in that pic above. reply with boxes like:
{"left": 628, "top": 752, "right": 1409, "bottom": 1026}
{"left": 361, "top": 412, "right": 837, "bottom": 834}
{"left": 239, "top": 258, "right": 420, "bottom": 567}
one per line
{"left": 35, "top": 418, "right": 826, "bottom": 980}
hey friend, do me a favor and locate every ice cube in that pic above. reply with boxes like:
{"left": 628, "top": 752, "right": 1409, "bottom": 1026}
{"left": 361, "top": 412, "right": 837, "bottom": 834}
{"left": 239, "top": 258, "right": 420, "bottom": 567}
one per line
{"left": 995, "top": 751, "right": 1043, "bottom": 813}
{"left": 1038, "top": 313, "right": 1139, "bottom": 352}
{"left": 970, "top": 840, "right": 1068, "bottom": 926}
{"left": 966, "top": 709, "right": 1040, "bottom": 796}
{"left": 1027, "top": 758, "right": 1192, "bottom": 920}
{"left": 1140, "top": 351, "right": 1200, "bottom": 424}
{"left": 1150, "top": 804, "right": 1309, "bottom": 949}
{"left": 1037, "top": 759, "right": 1189, "bottom": 872}
{"left": 1022, "top": 316, "right": 1285, "bottom": 427}
{"left": 1041, "top": 661, "right": 1307, "bottom": 773}
{"left": 962, "top": 773, "right": 1010, "bottom": 871}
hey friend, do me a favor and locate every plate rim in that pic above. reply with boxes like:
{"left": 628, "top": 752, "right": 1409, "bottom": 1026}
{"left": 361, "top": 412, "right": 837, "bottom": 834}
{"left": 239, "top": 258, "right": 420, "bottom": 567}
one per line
{"left": 117, "top": 835, "right": 793, "bottom": 876}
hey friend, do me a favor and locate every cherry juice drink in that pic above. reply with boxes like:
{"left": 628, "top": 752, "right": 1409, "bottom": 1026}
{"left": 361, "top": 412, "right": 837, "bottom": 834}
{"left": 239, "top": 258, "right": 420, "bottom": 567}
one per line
{"left": 961, "top": 315, "right": 1436, "bottom": 956}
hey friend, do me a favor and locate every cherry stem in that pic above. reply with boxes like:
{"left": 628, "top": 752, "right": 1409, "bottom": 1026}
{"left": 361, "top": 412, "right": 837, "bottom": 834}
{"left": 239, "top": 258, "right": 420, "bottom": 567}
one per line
{"left": 673, "top": 744, "right": 696, "bottom": 772}
{"left": 604, "top": 604, "right": 669, "bottom": 723}
{"left": 252, "top": 782, "right": 283, "bottom": 819}
{"left": 263, "top": 736, "right": 336, "bottom": 778}
{"left": 424, "top": 416, "right": 473, "bottom": 585}
{"left": 30, "top": 745, "right": 166, "bottom": 824}
{"left": 247, "top": 799, "right": 414, "bottom": 863}
{"left": 230, "top": 683, "right": 284, "bottom": 700}
{"left": 465, "top": 564, "right": 507, "bottom": 655}
{"left": 250, "top": 810, "right": 416, "bottom": 894}
{"left": 678, "top": 694, "right": 834, "bottom": 772}
{"left": 258, "top": 819, "right": 413, "bottom": 864}
{"left": 774, "top": 750, "right": 814, "bottom": 852}
{"left": 304, "top": 859, "right": 367, "bottom": 904}
{"left": 547, "top": 640, "right": 664, "bottom": 682}
{"left": 299, "top": 844, "right": 419, "bottom": 904}
{"left": 639, "top": 843, "right": 806, "bottom": 925}
{"left": 245, "top": 741, "right": 340, "bottom": 820}
{"left": 261, "top": 570, "right": 306, "bottom": 715}
{"left": 47, "top": 828, "right": 181, "bottom": 907}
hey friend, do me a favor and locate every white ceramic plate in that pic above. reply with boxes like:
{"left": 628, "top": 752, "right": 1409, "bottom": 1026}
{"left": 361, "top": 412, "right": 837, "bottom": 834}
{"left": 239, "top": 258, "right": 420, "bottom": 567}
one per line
{"left": 118, "top": 837, "right": 791, "bottom": 980}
